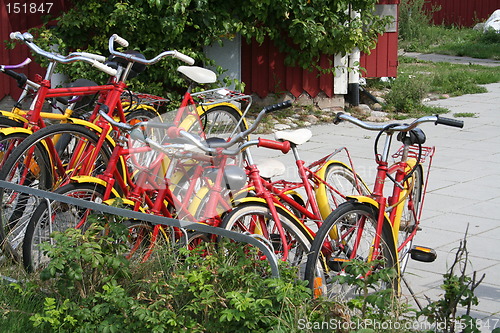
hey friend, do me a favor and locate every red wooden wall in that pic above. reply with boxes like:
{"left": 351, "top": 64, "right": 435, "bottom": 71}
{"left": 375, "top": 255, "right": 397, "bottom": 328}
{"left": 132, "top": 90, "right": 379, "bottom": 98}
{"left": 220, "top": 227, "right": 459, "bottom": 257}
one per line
{"left": 424, "top": 0, "right": 499, "bottom": 27}
{"left": 0, "top": 0, "right": 70, "bottom": 100}
{"left": 242, "top": 0, "right": 400, "bottom": 99}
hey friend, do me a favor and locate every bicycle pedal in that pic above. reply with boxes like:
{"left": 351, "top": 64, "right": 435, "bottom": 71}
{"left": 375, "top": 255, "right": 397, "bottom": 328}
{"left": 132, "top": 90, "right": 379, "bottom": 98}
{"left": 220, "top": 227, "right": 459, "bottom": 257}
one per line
{"left": 327, "top": 257, "right": 350, "bottom": 271}
{"left": 410, "top": 245, "right": 437, "bottom": 263}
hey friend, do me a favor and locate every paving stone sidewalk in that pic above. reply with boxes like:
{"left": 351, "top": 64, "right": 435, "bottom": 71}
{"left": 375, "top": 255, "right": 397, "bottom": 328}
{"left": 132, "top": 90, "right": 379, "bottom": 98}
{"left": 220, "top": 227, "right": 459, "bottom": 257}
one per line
{"left": 251, "top": 82, "right": 500, "bottom": 332}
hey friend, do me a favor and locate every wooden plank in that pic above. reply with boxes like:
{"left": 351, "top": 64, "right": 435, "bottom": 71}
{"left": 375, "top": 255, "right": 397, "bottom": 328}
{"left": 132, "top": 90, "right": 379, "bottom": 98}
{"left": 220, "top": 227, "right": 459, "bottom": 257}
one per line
{"left": 252, "top": 38, "right": 269, "bottom": 98}
{"left": 303, "top": 67, "right": 320, "bottom": 98}
{"left": 319, "top": 55, "right": 334, "bottom": 97}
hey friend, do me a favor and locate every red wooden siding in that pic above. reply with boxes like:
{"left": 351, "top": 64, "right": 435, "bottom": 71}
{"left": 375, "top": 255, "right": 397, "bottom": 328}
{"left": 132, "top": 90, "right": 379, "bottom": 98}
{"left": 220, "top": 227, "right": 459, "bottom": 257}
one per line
{"left": 242, "top": 30, "right": 399, "bottom": 99}
{"left": 360, "top": 32, "right": 399, "bottom": 78}
{"left": 0, "top": 0, "right": 70, "bottom": 100}
{"left": 242, "top": 0, "right": 400, "bottom": 98}
{"left": 424, "top": 0, "right": 499, "bottom": 27}
{"left": 242, "top": 38, "right": 337, "bottom": 99}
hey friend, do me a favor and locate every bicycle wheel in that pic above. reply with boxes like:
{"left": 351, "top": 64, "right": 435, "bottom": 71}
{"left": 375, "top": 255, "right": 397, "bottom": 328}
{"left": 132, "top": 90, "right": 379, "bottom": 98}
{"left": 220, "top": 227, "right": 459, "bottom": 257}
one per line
{"left": 220, "top": 201, "right": 312, "bottom": 271}
{"left": 316, "top": 161, "right": 370, "bottom": 220}
{"left": 198, "top": 105, "right": 247, "bottom": 140}
{"left": 396, "top": 163, "right": 423, "bottom": 274}
{"left": 22, "top": 182, "right": 107, "bottom": 272}
{"left": 0, "top": 130, "right": 30, "bottom": 169}
{"left": 304, "top": 201, "right": 397, "bottom": 300}
{"left": 0, "top": 124, "right": 114, "bottom": 260}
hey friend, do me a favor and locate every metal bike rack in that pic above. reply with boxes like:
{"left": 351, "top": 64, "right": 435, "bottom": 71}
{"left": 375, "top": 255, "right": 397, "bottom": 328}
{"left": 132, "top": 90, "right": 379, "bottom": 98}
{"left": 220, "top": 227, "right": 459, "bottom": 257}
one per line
{"left": 0, "top": 180, "right": 280, "bottom": 278}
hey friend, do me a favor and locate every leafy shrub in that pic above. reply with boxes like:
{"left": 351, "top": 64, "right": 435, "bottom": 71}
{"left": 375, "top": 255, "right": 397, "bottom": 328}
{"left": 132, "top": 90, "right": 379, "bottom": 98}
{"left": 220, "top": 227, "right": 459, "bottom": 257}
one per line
{"left": 19, "top": 0, "right": 391, "bottom": 97}
{"left": 7, "top": 223, "right": 343, "bottom": 332}
{"left": 385, "top": 75, "right": 428, "bottom": 112}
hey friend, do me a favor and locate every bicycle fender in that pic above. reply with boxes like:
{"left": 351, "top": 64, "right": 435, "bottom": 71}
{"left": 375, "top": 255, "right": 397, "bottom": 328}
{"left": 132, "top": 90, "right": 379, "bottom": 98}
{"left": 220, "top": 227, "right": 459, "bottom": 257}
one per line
{"left": 124, "top": 104, "right": 159, "bottom": 117}
{"left": 69, "top": 176, "right": 121, "bottom": 198}
{"left": 315, "top": 160, "right": 369, "bottom": 219}
{"left": 0, "top": 110, "right": 28, "bottom": 124}
{"left": 187, "top": 186, "right": 210, "bottom": 216}
{"left": 67, "top": 118, "right": 116, "bottom": 145}
{"left": 0, "top": 127, "right": 32, "bottom": 136}
{"left": 67, "top": 117, "right": 128, "bottom": 177}
{"left": 103, "top": 198, "right": 147, "bottom": 213}
{"left": 346, "top": 195, "right": 392, "bottom": 221}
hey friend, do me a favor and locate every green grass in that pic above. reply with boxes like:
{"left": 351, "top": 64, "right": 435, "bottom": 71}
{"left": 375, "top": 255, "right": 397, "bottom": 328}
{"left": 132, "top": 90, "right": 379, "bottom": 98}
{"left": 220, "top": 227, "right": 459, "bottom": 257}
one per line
{"left": 454, "top": 112, "right": 478, "bottom": 118}
{"left": 400, "top": 25, "right": 500, "bottom": 61}
{"left": 367, "top": 57, "right": 500, "bottom": 117}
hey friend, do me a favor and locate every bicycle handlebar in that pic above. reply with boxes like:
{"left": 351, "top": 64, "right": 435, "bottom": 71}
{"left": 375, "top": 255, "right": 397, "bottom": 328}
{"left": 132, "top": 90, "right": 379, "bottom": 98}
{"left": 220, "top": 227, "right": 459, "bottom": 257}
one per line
{"left": 99, "top": 101, "right": 293, "bottom": 156}
{"left": 10, "top": 31, "right": 117, "bottom": 76}
{"left": 334, "top": 112, "right": 464, "bottom": 132}
{"left": 1, "top": 58, "right": 40, "bottom": 89}
{"left": 108, "top": 34, "right": 195, "bottom": 66}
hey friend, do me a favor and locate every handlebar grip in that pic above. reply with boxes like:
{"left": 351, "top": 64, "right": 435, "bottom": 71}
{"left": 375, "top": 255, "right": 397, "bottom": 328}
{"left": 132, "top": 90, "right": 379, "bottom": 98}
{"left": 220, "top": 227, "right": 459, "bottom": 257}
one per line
{"left": 2, "top": 70, "right": 27, "bottom": 88}
{"left": 173, "top": 51, "right": 195, "bottom": 65}
{"left": 333, "top": 112, "right": 345, "bottom": 125}
{"left": 112, "top": 34, "right": 129, "bottom": 47}
{"left": 92, "top": 60, "right": 118, "bottom": 76}
{"left": 435, "top": 115, "right": 464, "bottom": 128}
{"left": 78, "top": 52, "right": 106, "bottom": 63}
{"left": 263, "top": 100, "right": 293, "bottom": 113}
{"left": 257, "top": 138, "right": 291, "bottom": 154}
{"left": 10, "top": 31, "right": 23, "bottom": 41}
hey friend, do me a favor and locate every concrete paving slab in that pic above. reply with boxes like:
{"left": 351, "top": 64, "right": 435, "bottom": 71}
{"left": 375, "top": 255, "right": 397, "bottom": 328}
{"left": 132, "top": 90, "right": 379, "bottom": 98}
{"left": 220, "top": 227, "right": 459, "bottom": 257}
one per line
{"left": 250, "top": 81, "right": 499, "bottom": 323}
{"left": 306, "top": 82, "right": 499, "bottom": 323}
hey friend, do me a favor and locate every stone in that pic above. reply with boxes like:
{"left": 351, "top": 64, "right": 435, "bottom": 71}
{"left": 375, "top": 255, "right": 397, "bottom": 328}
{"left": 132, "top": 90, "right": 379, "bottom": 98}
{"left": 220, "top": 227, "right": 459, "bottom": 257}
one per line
{"left": 314, "top": 92, "right": 344, "bottom": 110}
{"left": 484, "top": 10, "right": 500, "bottom": 32}
{"left": 305, "top": 114, "right": 319, "bottom": 124}
{"left": 367, "top": 110, "right": 390, "bottom": 122}
{"left": 274, "top": 124, "right": 291, "bottom": 130}
{"left": 371, "top": 103, "right": 383, "bottom": 111}
{"left": 352, "top": 104, "right": 372, "bottom": 116}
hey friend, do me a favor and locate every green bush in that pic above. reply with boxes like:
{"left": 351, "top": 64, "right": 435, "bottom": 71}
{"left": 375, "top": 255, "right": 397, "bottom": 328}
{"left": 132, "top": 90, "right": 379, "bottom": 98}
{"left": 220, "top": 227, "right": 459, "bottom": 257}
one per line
{"left": 385, "top": 75, "right": 428, "bottom": 111}
{"left": 4, "top": 222, "right": 343, "bottom": 332}
{"left": 20, "top": 0, "right": 391, "bottom": 98}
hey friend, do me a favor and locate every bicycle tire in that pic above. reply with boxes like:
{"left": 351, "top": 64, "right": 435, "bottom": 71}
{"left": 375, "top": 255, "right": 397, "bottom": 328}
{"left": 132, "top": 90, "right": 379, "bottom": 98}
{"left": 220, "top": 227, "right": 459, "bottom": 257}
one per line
{"left": 0, "top": 130, "right": 30, "bottom": 169}
{"left": 316, "top": 161, "right": 370, "bottom": 220}
{"left": 304, "top": 201, "right": 397, "bottom": 299}
{"left": 22, "top": 182, "right": 107, "bottom": 272}
{"left": 198, "top": 104, "right": 247, "bottom": 140}
{"left": 0, "top": 124, "right": 114, "bottom": 260}
{"left": 220, "top": 201, "right": 313, "bottom": 271}
{"left": 0, "top": 115, "right": 24, "bottom": 129}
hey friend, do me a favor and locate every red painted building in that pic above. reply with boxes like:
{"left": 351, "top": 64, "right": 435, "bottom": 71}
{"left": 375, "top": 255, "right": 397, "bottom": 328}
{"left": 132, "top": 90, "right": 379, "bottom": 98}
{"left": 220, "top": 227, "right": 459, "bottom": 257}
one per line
{"left": 241, "top": 0, "right": 400, "bottom": 104}
{"left": 0, "top": 0, "right": 70, "bottom": 100}
{"left": 424, "top": 0, "right": 499, "bottom": 27}
{"left": 2, "top": 1, "right": 400, "bottom": 106}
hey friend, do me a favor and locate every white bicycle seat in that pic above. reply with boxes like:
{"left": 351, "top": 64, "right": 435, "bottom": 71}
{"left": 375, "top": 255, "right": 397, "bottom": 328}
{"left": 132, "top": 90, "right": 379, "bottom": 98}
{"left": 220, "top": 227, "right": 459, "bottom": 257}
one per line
{"left": 274, "top": 128, "right": 312, "bottom": 145}
{"left": 177, "top": 66, "right": 217, "bottom": 84}
{"left": 256, "top": 159, "right": 286, "bottom": 179}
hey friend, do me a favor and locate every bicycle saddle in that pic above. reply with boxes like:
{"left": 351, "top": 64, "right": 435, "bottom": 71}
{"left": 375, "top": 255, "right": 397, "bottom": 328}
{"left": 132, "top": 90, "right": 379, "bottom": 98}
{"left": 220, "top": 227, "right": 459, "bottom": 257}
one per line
{"left": 106, "top": 50, "right": 147, "bottom": 79}
{"left": 397, "top": 128, "right": 426, "bottom": 145}
{"left": 177, "top": 66, "right": 217, "bottom": 85}
{"left": 274, "top": 128, "right": 312, "bottom": 145}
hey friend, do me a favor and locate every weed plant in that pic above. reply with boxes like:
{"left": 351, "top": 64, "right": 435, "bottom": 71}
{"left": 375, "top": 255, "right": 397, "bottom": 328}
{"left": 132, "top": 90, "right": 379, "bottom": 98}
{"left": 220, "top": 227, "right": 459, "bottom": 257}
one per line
{"left": 399, "top": 0, "right": 500, "bottom": 60}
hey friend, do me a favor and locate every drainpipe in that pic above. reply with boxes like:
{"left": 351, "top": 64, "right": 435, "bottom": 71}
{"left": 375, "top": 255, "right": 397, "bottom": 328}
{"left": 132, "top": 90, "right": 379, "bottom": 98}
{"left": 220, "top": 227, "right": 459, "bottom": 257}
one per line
{"left": 348, "top": 6, "right": 361, "bottom": 106}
